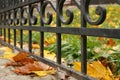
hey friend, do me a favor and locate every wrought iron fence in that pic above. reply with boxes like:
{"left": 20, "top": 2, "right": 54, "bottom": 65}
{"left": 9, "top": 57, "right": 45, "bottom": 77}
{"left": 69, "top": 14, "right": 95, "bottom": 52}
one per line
{"left": 0, "top": 0, "right": 119, "bottom": 80}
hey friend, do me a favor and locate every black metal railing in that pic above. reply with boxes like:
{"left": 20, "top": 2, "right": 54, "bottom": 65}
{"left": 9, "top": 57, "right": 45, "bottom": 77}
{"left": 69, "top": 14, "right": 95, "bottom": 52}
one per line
{"left": 0, "top": 0, "right": 119, "bottom": 80}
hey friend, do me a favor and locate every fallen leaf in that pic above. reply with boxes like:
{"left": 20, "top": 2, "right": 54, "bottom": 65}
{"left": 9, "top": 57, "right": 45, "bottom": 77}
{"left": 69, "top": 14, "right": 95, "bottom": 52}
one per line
{"left": 13, "top": 62, "right": 42, "bottom": 74}
{"left": 32, "top": 69, "right": 56, "bottom": 77}
{"left": 13, "top": 52, "right": 29, "bottom": 62}
{"left": 73, "top": 61, "right": 114, "bottom": 80}
{"left": 6, "top": 57, "right": 35, "bottom": 66}
{"left": 38, "top": 61, "right": 53, "bottom": 70}
{"left": 33, "top": 71, "right": 47, "bottom": 77}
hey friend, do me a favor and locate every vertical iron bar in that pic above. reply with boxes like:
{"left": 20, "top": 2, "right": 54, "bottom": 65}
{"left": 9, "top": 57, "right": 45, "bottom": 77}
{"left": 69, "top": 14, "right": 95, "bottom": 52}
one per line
{"left": 0, "top": 14, "right": 2, "bottom": 36}
{"left": 20, "top": 26, "right": 23, "bottom": 49}
{"left": 28, "top": 4, "right": 32, "bottom": 53}
{"left": 20, "top": 7, "right": 23, "bottom": 49}
{"left": 4, "top": 13, "right": 6, "bottom": 42}
{"left": 13, "top": 0, "right": 16, "bottom": 47}
{"left": 4, "top": 29, "right": 6, "bottom": 42}
{"left": 8, "top": 29, "right": 10, "bottom": 44}
{"left": 3, "top": 1, "right": 6, "bottom": 41}
{"left": 13, "top": 10, "right": 16, "bottom": 46}
{"left": 8, "top": 12, "right": 11, "bottom": 44}
{"left": 40, "top": 1, "right": 44, "bottom": 57}
{"left": 81, "top": 0, "right": 87, "bottom": 74}
{"left": 56, "top": 0, "right": 61, "bottom": 64}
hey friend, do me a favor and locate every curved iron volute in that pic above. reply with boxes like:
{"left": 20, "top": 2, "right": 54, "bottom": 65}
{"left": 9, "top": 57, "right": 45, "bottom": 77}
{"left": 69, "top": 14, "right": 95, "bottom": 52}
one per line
{"left": 82, "top": 0, "right": 106, "bottom": 25}
{"left": 58, "top": 0, "right": 74, "bottom": 24}
{"left": 20, "top": 8, "right": 27, "bottom": 25}
{"left": 41, "top": 0, "right": 55, "bottom": 25}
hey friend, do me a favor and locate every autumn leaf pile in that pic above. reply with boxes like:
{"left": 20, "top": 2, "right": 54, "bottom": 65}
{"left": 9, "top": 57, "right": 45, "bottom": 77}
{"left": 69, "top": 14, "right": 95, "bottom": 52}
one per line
{"left": 0, "top": 48, "right": 56, "bottom": 77}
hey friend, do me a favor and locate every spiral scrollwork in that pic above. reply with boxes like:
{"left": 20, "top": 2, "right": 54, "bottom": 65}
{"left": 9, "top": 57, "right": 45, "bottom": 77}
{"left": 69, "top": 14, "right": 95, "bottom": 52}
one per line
{"left": 26, "top": 4, "right": 38, "bottom": 25}
{"left": 82, "top": 0, "right": 106, "bottom": 25}
{"left": 0, "top": 0, "right": 107, "bottom": 26}
{"left": 20, "top": 8, "right": 27, "bottom": 25}
{"left": 13, "top": 9, "right": 19, "bottom": 25}
{"left": 30, "top": 5, "right": 38, "bottom": 25}
{"left": 58, "top": 0, "right": 74, "bottom": 24}
{"left": 7, "top": 12, "right": 12, "bottom": 25}
{"left": 41, "top": 0, "right": 56, "bottom": 25}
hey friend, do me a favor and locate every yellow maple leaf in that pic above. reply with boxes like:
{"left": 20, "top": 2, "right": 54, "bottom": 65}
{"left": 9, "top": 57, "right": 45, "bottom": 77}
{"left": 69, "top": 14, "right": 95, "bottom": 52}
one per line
{"left": 32, "top": 69, "right": 56, "bottom": 77}
{"left": 73, "top": 61, "right": 114, "bottom": 80}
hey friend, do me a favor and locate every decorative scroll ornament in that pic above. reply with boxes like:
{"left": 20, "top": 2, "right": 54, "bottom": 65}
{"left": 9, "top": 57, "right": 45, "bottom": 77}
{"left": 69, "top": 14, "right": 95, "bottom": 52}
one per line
{"left": 14, "top": 9, "right": 19, "bottom": 25}
{"left": 7, "top": 12, "right": 12, "bottom": 25}
{"left": 2, "top": 0, "right": 107, "bottom": 26}
{"left": 58, "top": 0, "right": 74, "bottom": 24}
{"left": 82, "top": 0, "right": 106, "bottom": 25}
{"left": 41, "top": 0, "right": 56, "bottom": 25}
{"left": 26, "top": 5, "right": 38, "bottom": 25}
{"left": 30, "top": 5, "right": 38, "bottom": 25}
{"left": 20, "top": 8, "right": 27, "bottom": 25}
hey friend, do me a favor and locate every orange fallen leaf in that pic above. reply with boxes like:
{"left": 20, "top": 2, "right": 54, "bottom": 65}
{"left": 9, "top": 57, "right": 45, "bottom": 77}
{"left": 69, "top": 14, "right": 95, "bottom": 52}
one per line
{"left": 6, "top": 57, "right": 35, "bottom": 66}
{"left": 13, "top": 52, "right": 29, "bottom": 62}
{"left": 6, "top": 51, "right": 54, "bottom": 76}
